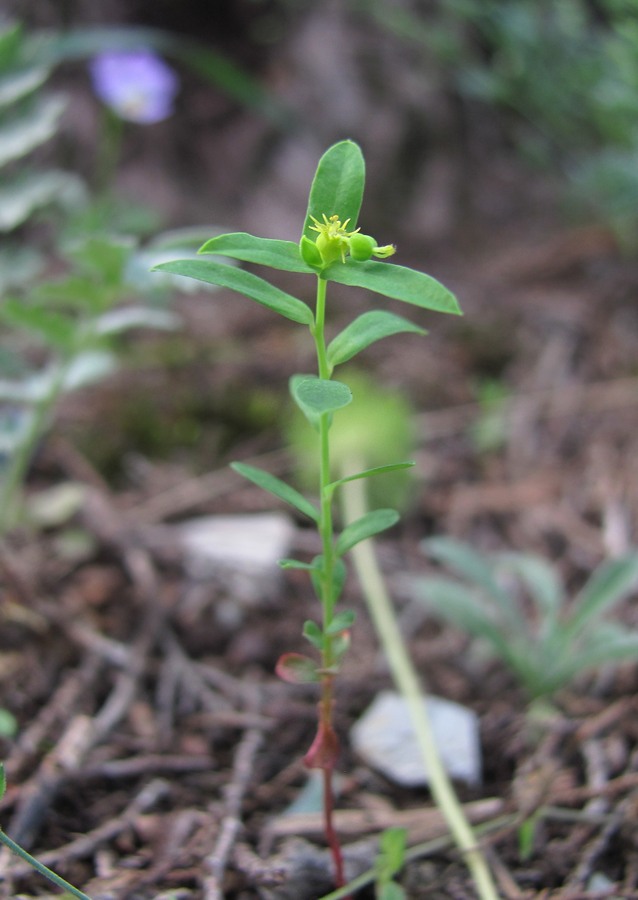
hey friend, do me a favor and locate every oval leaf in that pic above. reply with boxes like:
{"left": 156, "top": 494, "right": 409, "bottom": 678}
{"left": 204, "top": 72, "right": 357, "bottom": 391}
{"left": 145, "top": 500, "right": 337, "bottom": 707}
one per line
{"left": 336, "top": 508, "right": 400, "bottom": 556}
{"left": 276, "top": 653, "right": 320, "bottom": 684}
{"left": 231, "top": 461, "right": 319, "bottom": 522}
{"left": 327, "top": 310, "right": 426, "bottom": 367}
{"left": 291, "top": 375, "right": 352, "bottom": 421}
{"left": 324, "top": 259, "right": 461, "bottom": 315}
{"left": 326, "top": 609, "right": 356, "bottom": 635}
{"left": 153, "top": 259, "right": 314, "bottom": 325}
{"left": 302, "top": 140, "right": 365, "bottom": 240}
{"left": 199, "top": 233, "right": 312, "bottom": 273}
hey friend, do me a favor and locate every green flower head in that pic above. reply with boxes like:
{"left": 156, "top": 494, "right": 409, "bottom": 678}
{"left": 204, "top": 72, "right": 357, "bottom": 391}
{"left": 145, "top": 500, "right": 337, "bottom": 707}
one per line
{"left": 304, "top": 213, "right": 396, "bottom": 267}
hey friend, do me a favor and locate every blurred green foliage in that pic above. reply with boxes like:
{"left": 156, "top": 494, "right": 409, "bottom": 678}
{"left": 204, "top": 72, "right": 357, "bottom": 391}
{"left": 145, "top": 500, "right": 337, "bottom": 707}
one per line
{"left": 358, "top": 0, "right": 638, "bottom": 245}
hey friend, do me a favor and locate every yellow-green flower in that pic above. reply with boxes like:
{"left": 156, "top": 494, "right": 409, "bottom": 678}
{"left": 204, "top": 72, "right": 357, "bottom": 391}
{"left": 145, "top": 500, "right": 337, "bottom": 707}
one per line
{"left": 306, "top": 213, "right": 396, "bottom": 266}
{"left": 310, "top": 214, "right": 359, "bottom": 265}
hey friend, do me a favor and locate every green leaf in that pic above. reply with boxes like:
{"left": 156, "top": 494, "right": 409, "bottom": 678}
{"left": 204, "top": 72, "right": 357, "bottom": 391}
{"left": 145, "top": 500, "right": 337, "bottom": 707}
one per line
{"left": 275, "top": 653, "right": 321, "bottom": 684}
{"left": 0, "top": 762, "right": 5, "bottom": 799}
{"left": 325, "top": 609, "right": 356, "bottom": 635}
{"left": 378, "top": 883, "right": 407, "bottom": 900}
{"left": 0, "top": 66, "right": 49, "bottom": 107}
{"left": 0, "top": 170, "right": 85, "bottom": 231}
{"left": 327, "top": 462, "right": 415, "bottom": 492}
{"left": 327, "top": 310, "right": 426, "bottom": 368}
{"left": 310, "top": 555, "right": 347, "bottom": 606}
{"left": 336, "top": 508, "right": 399, "bottom": 556}
{"left": 199, "top": 233, "right": 312, "bottom": 273}
{"left": 290, "top": 375, "right": 352, "bottom": 423}
{"left": 0, "top": 300, "right": 76, "bottom": 351}
{"left": 496, "top": 552, "right": 564, "bottom": 617}
{"left": 422, "top": 536, "right": 521, "bottom": 632}
{"left": 153, "top": 259, "right": 314, "bottom": 325}
{"left": 303, "top": 620, "right": 324, "bottom": 650}
{"left": 568, "top": 554, "right": 638, "bottom": 636}
{"left": 279, "top": 558, "right": 318, "bottom": 571}
{"left": 231, "top": 461, "right": 319, "bottom": 522}
{"left": 0, "top": 94, "right": 65, "bottom": 168}
{"left": 302, "top": 140, "right": 365, "bottom": 240}
{"left": 378, "top": 827, "right": 407, "bottom": 876}
{"left": 324, "top": 259, "right": 461, "bottom": 315}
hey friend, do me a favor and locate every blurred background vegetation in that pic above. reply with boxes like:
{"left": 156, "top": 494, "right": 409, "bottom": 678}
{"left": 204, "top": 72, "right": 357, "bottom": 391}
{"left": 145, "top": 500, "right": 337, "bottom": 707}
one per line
{"left": 6, "top": 0, "right": 638, "bottom": 248}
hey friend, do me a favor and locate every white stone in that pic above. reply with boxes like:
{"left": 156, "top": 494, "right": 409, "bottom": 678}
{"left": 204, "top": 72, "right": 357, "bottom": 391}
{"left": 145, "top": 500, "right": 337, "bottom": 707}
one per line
{"left": 351, "top": 690, "right": 482, "bottom": 787}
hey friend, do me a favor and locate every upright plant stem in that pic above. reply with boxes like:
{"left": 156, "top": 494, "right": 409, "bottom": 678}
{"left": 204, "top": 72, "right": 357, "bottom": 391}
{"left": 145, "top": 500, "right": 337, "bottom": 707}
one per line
{"left": 313, "top": 274, "right": 347, "bottom": 890}
{"left": 340, "top": 460, "right": 500, "bottom": 900}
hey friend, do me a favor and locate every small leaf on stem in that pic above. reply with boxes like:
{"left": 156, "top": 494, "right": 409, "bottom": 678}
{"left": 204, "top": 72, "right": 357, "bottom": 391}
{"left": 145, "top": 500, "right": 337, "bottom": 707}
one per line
{"left": 276, "top": 652, "right": 321, "bottom": 684}
{"left": 327, "top": 310, "right": 426, "bottom": 367}
{"left": 231, "top": 461, "right": 320, "bottom": 522}
{"left": 336, "top": 508, "right": 400, "bottom": 556}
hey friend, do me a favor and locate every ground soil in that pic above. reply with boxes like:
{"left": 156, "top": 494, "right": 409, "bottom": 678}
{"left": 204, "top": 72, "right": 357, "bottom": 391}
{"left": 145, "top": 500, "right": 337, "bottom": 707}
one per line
{"left": 1, "top": 207, "right": 638, "bottom": 900}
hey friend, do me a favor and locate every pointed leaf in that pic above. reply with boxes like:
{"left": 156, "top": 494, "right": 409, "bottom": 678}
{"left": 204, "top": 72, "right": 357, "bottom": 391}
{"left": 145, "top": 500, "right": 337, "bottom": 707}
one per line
{"left": 153, "top": 259, "right": 314, "bottom": 325}
{"left": 0, "top": 66, "right": 49, "bottom": 107}
{"left": 324, "top": 259, "right": 461, "bottom": 315}
{"left": 327, "top": 461, "right": 415, "bottom": 491}
{"left": 276, "top": 653, "right": 321, "bottom": 684}
{"left": 302, "top": 140, "right": 365, "bottom": 239}
{"left": 496, "top": 552, "right": 564, "bottom": 617}
{"left": 422, "top": 536, "right": 520, "bottom": 631}
{"left": 290, "top": 375, "right": 352, "bottom": 422}
{"left": 568, "top": 554, "right": 638, "bottom": 635}
{"left": 231, "top": 461, "right": 319, "bottom": 522}
{"left": 199, "top": 233, "right": 312, "bottom": 273}
{"left": 279, "top": 558, "right": 318, "bottom": 571}
{"left": 327, "top": 310, "right": 426, "bottom": 367}
{"left": 0, "top": 94, "right": 65, "bottom": 167}
{"left": 336, "top": 508, "right": 399, "bottom": 556}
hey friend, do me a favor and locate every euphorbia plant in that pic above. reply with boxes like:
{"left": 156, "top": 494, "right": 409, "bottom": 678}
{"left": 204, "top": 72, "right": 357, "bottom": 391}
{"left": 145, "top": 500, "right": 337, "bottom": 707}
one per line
{"left": 155, "top": 141, "right": 461, "bottom": 890}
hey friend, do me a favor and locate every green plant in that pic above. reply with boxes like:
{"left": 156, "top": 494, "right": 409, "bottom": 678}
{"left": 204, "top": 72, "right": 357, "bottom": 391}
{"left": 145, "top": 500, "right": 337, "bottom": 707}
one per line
{"left": 374, "top": 827, "right": 408, "bottom": 900}
{"left": 155, "top": 141, "right": 499, "bottom": 898}
{"left": 0, "top": 232, "right": 203, "bottom": 534}
{"left": 416, "top": 536, "right": 638, "bottom": 700}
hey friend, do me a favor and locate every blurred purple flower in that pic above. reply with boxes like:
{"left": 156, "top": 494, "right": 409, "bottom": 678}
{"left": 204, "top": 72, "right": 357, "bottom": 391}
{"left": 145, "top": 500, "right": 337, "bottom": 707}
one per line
{"left": 90, "top": 50, "right": 179, "bottom": 124}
